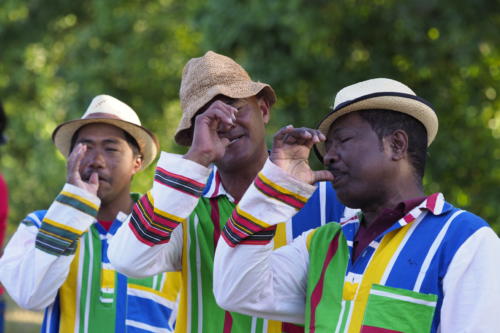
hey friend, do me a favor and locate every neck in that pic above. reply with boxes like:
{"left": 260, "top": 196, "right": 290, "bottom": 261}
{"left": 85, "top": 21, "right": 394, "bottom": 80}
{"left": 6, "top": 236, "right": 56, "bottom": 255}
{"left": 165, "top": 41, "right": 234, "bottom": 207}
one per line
{"left": 97, "top": 189, "right": 133, "bottom": 221}
{"left": 218, "top": 150, "right": 268, "bottom": 202}
{"left": 362, "top": 185, "right": 424, "bottom": 227}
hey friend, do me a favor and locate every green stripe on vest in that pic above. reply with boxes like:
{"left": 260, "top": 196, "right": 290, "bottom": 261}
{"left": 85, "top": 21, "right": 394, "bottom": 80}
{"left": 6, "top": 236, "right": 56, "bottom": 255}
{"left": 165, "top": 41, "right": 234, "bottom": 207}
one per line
{"left": 362, "top": 284, "right": 437, "bottom": 332}
{"left": 305, "top": 223, "right": 349, "bottom": 333}
{"left": 188, "top": 196, "right": 269, "bottom": 332}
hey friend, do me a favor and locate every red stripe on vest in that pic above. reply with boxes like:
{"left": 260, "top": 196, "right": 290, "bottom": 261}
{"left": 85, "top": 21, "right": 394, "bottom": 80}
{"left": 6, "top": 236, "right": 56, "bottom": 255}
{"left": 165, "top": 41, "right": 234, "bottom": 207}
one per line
{"left": 223, "top": 311, "right": 233, "bottom": 333}
{"left": 282, "top": 322, "right": 305, "bottom": 333}
{"left": 309, "top": 233, "right": 340, "bottom": 333}
{"left": 210, "top": 198, "right": 221, "bottom": 251}
{"left": 361, "top": 325, "right": 403, "bottom": 333}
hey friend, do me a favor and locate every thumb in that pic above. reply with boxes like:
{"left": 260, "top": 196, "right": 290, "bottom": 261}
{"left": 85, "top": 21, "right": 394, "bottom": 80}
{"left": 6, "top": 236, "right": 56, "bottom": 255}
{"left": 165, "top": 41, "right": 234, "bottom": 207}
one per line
{"left": 89, "top": 172, "right": 100, "bottom": 187}
{"left": 313, "top": 170, "right": 334, "bottom": 183}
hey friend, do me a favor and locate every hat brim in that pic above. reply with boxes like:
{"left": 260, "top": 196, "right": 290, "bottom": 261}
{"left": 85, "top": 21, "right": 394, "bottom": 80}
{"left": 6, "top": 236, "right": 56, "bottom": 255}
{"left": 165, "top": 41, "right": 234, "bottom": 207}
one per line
{"left": 175, "top": 82, "right": 276, "bottom": 146}
{"left": 52, "top": 118, "right": 159, "bottom": 171}
{"left": 313, "top": 92, "right": 438, "bottom": 162}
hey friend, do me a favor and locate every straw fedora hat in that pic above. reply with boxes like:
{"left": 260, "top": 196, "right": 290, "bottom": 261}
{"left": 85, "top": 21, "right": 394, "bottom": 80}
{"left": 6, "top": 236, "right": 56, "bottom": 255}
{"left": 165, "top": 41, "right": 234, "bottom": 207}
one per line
{"left": 52, "top": 95, "right": 159, "bottom": 171}
{"left": 314, "top": 78, "right": 438, "bottom": 160}
{"left": 175, "top": 50, "right": 277, "bottom": 146}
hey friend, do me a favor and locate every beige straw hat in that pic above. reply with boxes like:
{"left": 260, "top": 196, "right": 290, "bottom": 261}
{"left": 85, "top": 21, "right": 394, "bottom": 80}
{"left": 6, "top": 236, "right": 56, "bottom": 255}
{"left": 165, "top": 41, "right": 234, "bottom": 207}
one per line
{"left": 175, "top": 50, "right": 277, "bottom": 146}
{"left": 52, "top": 94, "right": 159, "bottom": 171}
{"left": 314, "top": 78, "right": 438, "bottom": 160}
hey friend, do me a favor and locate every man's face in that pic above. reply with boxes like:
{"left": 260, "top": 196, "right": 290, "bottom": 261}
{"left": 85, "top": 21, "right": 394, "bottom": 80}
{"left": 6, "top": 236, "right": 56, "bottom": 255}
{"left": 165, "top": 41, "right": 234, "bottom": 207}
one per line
{"left": 323, "top": 112, "right": 395, "bottom": 210}
{"left": 214, "top": 96, "right": 269, "bottom": 172}
{"left": 73, "top": 123, "right": 142, "bottom": 203}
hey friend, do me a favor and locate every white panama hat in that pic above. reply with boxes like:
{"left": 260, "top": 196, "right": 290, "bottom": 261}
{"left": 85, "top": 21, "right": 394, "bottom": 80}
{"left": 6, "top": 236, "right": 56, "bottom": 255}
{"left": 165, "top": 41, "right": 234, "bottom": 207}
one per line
{"left": 314, "top": 78, "right": 438, "bottom": 160}
{"left": 52, "top": 94, "right": 159, "bottom": 171}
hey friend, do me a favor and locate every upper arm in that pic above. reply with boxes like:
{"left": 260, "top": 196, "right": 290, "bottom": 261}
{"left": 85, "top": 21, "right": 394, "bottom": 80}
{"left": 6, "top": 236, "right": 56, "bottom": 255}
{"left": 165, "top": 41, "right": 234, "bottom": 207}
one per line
{"left": 440, "top": 227, "right": 500, "bottom": 332}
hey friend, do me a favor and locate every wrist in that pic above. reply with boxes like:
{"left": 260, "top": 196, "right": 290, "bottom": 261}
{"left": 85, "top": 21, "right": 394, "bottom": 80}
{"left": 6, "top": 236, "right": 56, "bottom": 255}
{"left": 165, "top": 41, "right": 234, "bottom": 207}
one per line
{"left": 183, "top": 150, "right": 213, "bottom": 167}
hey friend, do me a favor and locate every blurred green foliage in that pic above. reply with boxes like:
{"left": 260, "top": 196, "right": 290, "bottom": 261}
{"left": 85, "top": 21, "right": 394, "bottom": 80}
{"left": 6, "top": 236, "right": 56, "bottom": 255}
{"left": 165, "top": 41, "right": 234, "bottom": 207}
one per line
{"left": 0, "top": 0, "right": 498, "bottom": 234}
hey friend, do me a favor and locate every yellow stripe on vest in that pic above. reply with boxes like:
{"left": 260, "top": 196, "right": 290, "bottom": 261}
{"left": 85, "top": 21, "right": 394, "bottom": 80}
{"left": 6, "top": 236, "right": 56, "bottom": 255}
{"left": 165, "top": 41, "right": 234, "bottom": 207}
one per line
{"left": 267, "top": 222, "right": 287, "bottom": 332}
{"left": 161, "top": 272, "right": 182, "bottom": 302}
{"left": 59, "top": 238, "right": 81, "bottom": 332}
{"left": 348, "top": 223, "right": 413, "bottom": 332}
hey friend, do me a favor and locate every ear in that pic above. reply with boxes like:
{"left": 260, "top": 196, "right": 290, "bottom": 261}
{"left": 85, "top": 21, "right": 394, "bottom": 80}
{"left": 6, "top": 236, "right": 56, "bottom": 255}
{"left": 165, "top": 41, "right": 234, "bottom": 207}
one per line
{"left": 258, "top": 97, "right": 271, "bottom": 124}
{"left": 131, "top": 155, "right": 143, "bottom": 175}
{"left": 387, "top": 129, "right": 408, "bottom": 161}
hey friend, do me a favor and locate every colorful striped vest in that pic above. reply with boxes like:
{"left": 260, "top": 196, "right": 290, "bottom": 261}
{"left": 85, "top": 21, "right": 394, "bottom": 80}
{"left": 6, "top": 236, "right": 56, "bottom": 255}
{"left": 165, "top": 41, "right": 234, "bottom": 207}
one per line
{"left": 305, "top": 194, "right": 488, "bottom": 333}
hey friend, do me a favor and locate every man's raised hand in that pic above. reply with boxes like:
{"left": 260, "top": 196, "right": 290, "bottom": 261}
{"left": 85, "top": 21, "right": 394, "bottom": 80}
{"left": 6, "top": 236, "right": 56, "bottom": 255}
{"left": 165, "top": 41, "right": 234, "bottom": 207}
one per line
{"left": 270, "top": 125, "right": 334, "bottom": 185}
{"left": 183, "top": 100, "right": 237, "bottom": 167}
{"left": 67, "top": 143, "right": 99, "bottom": 195}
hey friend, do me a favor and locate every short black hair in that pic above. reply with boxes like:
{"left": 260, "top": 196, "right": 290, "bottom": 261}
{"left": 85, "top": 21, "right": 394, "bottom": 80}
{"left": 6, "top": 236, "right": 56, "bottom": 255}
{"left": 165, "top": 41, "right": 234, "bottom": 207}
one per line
{"left": 69, "top": 125, "right": 141, "bottom": 157}
{"left": 358, "top": 109, "right": 428, "bottom": 180}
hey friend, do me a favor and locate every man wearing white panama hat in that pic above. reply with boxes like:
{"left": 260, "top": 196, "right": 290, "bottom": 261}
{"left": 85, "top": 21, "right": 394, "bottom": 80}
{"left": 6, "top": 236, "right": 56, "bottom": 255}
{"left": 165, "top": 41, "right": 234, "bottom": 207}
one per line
{"left": 108, "top": 51, "right": 349, "bottom": 332}
{"left": 0, "top": 95, "right": 179, "bottom": 332}
{"left": 213, "top": 78, "right": 500, "bottom": 332}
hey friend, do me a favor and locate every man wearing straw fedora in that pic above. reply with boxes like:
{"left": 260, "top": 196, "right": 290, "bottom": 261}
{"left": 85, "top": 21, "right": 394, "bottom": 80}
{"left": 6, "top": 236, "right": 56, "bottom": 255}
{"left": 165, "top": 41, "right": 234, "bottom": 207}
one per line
{"left": 0, "top": 95, "right": 179, "bottom": 332}
{"left": 109, "top": 51, "right": 348, "bottom": 332}
{"left": 213, "top": 78, "right": 500, "bottom": 332}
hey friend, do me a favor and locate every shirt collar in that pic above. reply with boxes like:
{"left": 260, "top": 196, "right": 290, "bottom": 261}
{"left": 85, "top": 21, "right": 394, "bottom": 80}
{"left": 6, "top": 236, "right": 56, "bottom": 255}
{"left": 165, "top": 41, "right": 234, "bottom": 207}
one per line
{"left": 401, "top": 192, "right": 446, "bottom": 224}
{"left": 340, "top": 192, "right": 447, "bottom": 227}
{"left": 202, "top": 165, "right": 236, "bottom": 203}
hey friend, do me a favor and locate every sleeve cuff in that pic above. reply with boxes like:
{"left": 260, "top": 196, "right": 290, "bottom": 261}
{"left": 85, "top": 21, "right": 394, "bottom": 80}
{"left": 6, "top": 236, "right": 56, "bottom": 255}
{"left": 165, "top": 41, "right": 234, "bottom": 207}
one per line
{"left": 222, "top": 158, "right": 317, "bottom": 247}
{"left": 130, "top": 152, "right": 212, "bottom": 247}
{"left": 155, "top": 152, "right": 212, "bottom": 197}
{"left": 261, "top": 159, "right": 317, "bottom": 200}
{"left": 36, "top": 183, "right": 101, "bottom": 256}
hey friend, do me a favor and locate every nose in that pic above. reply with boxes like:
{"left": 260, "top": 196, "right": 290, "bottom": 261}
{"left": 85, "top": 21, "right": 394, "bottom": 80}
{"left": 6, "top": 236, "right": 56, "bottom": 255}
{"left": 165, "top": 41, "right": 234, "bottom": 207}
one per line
{"left": 323, "top": 144, "right": 339, "bottom": 167}
{"left": 85, "top": 148, "right": 106, "bottom": 169}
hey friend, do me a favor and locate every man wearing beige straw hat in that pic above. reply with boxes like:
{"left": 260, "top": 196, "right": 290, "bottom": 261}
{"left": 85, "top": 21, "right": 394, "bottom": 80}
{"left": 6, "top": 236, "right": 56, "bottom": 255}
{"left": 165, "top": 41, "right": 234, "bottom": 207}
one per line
{"left": 108, "top": 51, "right": 348, "bottom": 332}
{"left": 0, "top": 95, "right": 179, "bottom": 332}
{"left": 212, "top": 78, "right": 500, "bottom": 332}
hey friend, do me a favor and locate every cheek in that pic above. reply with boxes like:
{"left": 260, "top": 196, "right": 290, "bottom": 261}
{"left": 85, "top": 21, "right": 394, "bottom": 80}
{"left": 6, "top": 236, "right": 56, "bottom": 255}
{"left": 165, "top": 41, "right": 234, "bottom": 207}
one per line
{"left": 102, "top": 156, "right": 123, "bottom": 173}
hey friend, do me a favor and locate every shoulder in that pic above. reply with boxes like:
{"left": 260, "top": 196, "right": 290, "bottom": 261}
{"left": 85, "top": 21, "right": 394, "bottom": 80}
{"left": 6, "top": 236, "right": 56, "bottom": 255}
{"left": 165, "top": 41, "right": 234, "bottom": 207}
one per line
{"left": 440, "top": 203, "right": 491, "bottom": 238}
{"left": 428, "top": 203, "right": 495, "bottom": 261}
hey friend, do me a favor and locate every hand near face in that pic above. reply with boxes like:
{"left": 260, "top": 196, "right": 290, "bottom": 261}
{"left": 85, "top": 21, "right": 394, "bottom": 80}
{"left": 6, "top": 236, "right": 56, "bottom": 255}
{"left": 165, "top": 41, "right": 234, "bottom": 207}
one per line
{"left": 183, "top": 100, "right": 238, "bottom": 167}
{"left": 67, "top": 143, "right": 99, "bottom": 195}
{"left": 270, "top": 126, "right": 334, "bottom": 185}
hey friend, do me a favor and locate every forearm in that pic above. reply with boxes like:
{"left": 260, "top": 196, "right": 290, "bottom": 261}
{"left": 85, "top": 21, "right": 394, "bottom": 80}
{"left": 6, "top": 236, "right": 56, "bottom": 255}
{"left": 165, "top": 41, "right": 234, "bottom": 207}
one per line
{"left": 214, "top": 158, "right": 315, "bottom": 323}
{"left": 0, "top": 184, "right": 99, "bottom": 310}
{"left": 0, "top": 227, "right": 73, "bottom": 310}
{"left": 109, "top": 152, "right": 211, "bottom": 276}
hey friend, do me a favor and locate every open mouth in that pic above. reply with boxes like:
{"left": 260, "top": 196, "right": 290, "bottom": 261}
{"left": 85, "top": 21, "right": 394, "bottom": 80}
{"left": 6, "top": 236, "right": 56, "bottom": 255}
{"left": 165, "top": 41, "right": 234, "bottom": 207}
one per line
{"left": 227, "top": 135, "right": 244, "bottom": 145}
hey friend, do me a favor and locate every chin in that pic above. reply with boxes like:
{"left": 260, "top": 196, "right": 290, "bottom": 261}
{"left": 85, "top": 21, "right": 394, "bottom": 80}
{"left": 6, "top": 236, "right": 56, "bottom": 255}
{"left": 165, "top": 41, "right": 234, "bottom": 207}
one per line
{"left": 96, "top": 188, "right": 110, "bottom": 200}
{"left": 218, "top": 154, "right": 249, "bottom": 170}
{"left": 336, "top": 191, "right": 362, "bottom": 210}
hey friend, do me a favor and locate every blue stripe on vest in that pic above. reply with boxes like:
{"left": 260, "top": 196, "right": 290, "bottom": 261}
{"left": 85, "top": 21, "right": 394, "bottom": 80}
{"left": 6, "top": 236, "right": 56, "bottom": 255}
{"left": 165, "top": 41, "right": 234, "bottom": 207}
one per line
{"left": 292, "top": 181, "right": 345, "bottom": 238}
{"left": 126, "top": 295, "right": 174, "bottom": 330}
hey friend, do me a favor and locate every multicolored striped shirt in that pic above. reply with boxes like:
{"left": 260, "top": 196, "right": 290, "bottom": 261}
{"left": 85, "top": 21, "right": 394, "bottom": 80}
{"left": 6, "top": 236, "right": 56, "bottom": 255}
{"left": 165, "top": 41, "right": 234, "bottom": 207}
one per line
{"left": 0, "top": 183, "right": 179, "bottom": 333}
{"left": 213, "top": 159, "right": 500, "bottom": 333}
{"left": 108, "top": 152, "right": 347, "bottom": 333}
